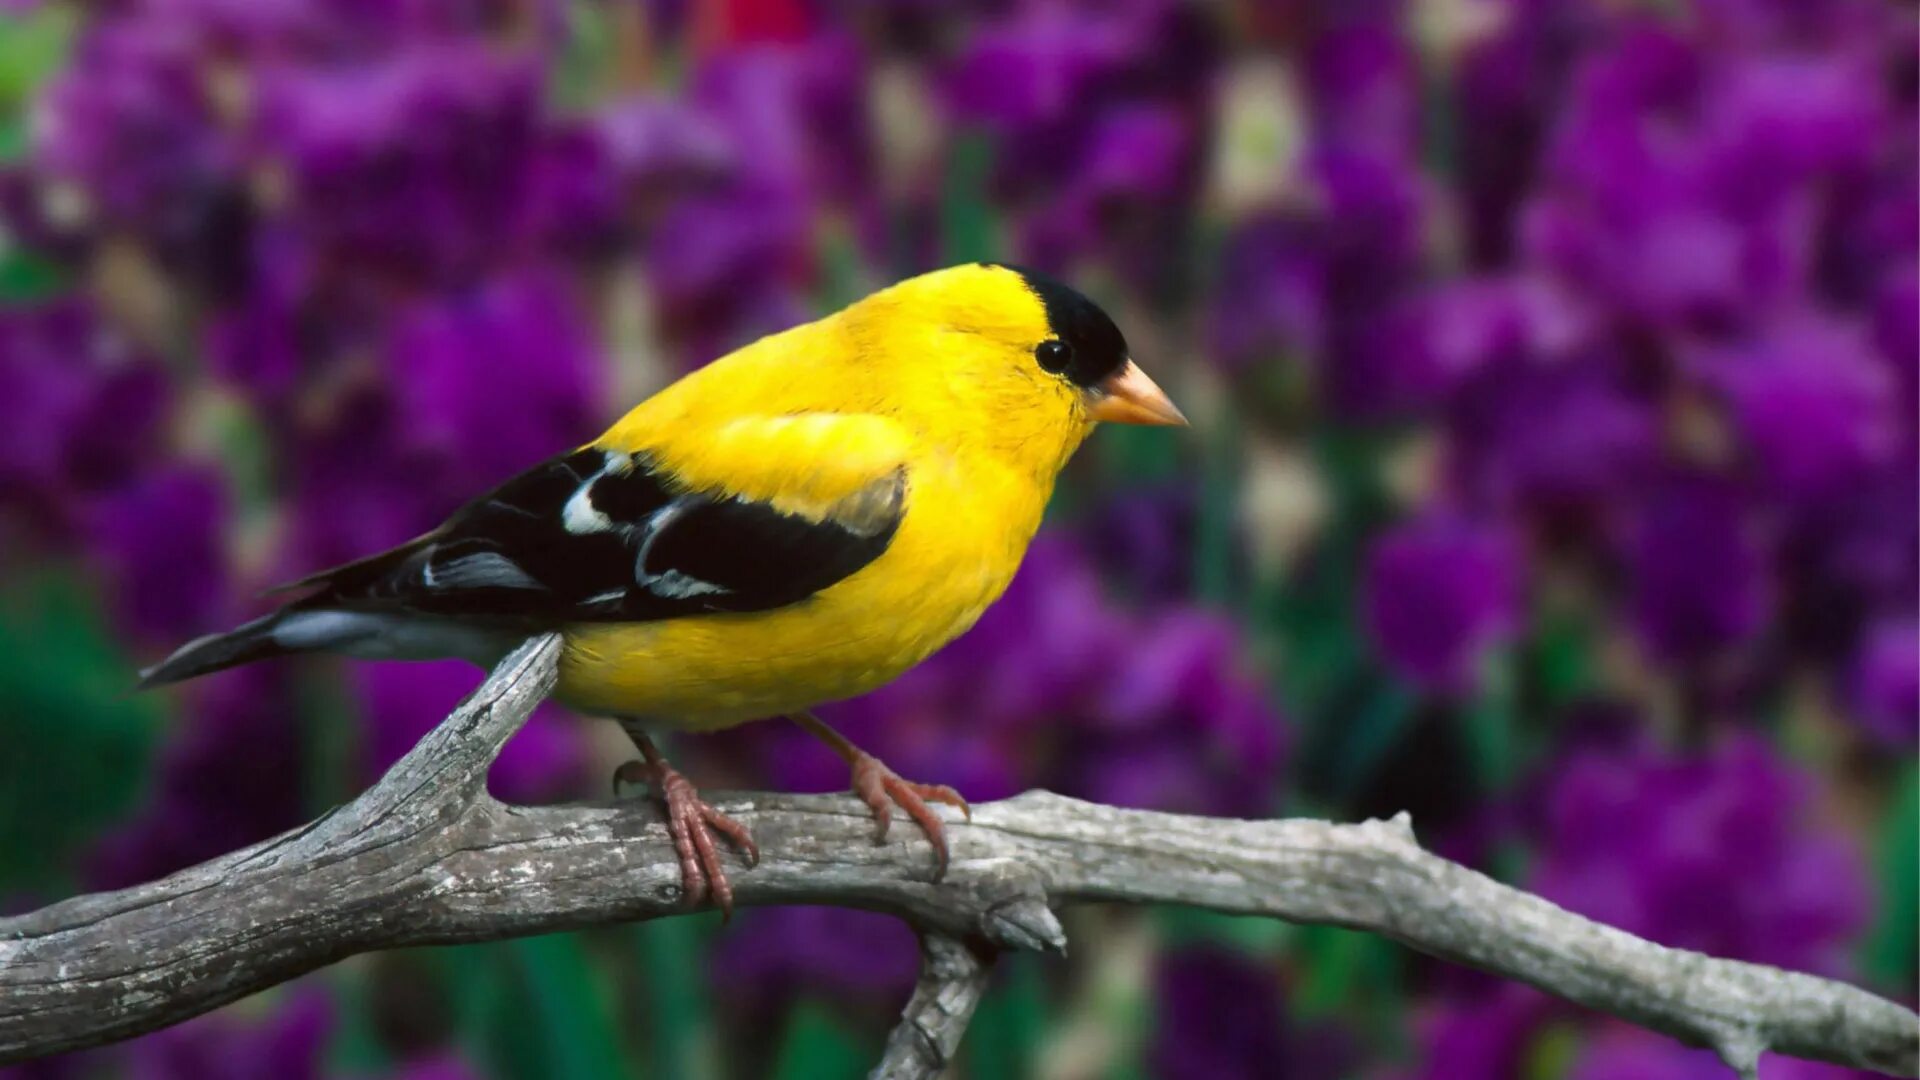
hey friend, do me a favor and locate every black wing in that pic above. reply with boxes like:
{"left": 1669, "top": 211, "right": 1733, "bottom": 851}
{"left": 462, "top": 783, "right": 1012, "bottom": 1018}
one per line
{"left": 287, "top": 447, "right": 907, "bottom": 624}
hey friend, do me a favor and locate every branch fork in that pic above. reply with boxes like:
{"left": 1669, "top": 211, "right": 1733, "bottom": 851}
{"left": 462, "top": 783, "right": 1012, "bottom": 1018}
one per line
{"left": 0, "top": 635, "right": 1912, "bottom": 1078}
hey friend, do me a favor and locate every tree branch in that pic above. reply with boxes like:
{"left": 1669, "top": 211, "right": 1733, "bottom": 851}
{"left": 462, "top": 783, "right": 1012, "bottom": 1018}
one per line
{"left": 0, "top": 634, "right": 1913, "bottom": 1077}
{"left": 871, "top": 933, "right": 997, "bottom": 1080}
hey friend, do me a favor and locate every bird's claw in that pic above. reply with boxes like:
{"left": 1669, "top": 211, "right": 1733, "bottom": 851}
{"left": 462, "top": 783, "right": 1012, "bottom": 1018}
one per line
{"left": 613, "top": 757, "right": 758, "bottom": 920}
{"left": 847, "top": 754, "right": 970, "bottom": 880}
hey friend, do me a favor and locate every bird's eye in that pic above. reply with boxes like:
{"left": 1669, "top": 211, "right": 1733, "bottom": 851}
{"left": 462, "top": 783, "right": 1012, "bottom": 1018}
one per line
{"left": 1036, "top": 339, "right": 1072, "bottom": 374}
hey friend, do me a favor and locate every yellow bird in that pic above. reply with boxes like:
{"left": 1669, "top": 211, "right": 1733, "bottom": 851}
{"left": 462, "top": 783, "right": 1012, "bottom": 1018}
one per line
{"left": 141, "top": 263, "right": 1185, "bottom": 913}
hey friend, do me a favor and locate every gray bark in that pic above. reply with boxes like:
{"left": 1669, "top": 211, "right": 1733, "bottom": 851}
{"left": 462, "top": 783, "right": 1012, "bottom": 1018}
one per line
{"left": 0, "top": 634, "right": 1913, "bottom": 1077}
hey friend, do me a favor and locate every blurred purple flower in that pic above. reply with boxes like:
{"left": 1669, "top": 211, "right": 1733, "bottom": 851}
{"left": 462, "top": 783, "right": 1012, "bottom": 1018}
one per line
{"left": 715, "top": 906, "right": 918, "bottom": 1000}
{"left": 1846, "top": 617, "right": 1919, "bottom": 748}
{"left": 1452, "top": 366, "right": 1657, "bottom": 519}
{"left": 1207, "top": 213, "right": 1327, "bottom": 375}
{"left": 86, "top": 665, "right": 309, "bottom": 890}
{"left": 114, "top": 989, "right": 333, "bottom": 1080}
{"left": 1303, "top": 17, "right": 1419, "bottom": 157}
{"left": 1019, "top": 104, "right": 1199, "bottom": 281}
{"left": 32, "top": 20, "right": 237, "bottom": 246}
{"left": 944, "top": 5, "right": 1134, "bottom": 132}
{"left": 0, "top": 301, "right": 172, "bottom": 533}
{"left": 592, "top": 89, "right": 814, "bottom": 363}
{"left": 1405, "top": 982, "right": 1559, "bottom": 1080}
{"left": 84, "top": 464, "right": 231, "bottom": 646}
{"left": 282, "top": 268, "right": 604, "bottom": 574}
{"left": 1362, "top": 515, "right": 1524, "bottom": 694}
{"left": 1358, "top": 275, "right": 1593, "bottom": 416}
{"left": 692, "top": 33, "right": 873, "bottom": 208}
{"left": 1626, "top": 477, "right": 1772, "bottom": 667}
{"left": 1149, "top": 947, "right": 1349, "bottom": 1080}
{"left": 1570, "top": 1023, "right": 1880, "bottom": 1080}
{"left": 386, "top": 1052, "right": 485, "bottom": 1080}
{"left": 1692, "top": 316, "right": 1899, "bottom": 498}
{"left": 385, "top": 268, "right": 606, "bottom": 482}
{"left": 1523, "top": 23, "right": 1816, "bottom": 329}
{"left": 257, "top": 44, "right": 545, "bottom": 288}
{"left": 1083, "top": 484, "right": 1203, "bottom": 601}
{"left": 354, "top": 660, "right": 586, "bottom": 803}
{"left": 1871, "top": 268, "right": 1918, "bottom": 406}
{"left": 281, "top": 387, "right": 448, "bottom": 575}
{"left": 1530, "top": 734, "right": 1869, "bottom": 976}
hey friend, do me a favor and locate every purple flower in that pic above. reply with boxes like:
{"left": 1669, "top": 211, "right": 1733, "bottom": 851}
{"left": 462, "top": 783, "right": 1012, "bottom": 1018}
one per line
{"left": 1148, "top": 948, "right": 1307, "bottom": 1080}
{"left": 1083, "top": 484, "right": 1204, "bottom": 601}
{"left": 1302, "top": 18, "right": 1419, "bottom": 158}
{"left": 1206, "top": 213, "right": 1327, "bottom": 375}
{"left": 384, "top": 268, "right": 606, "bottom": 483}
{"left": 108, "top": 988, "right": 334, "bottom": 1080}
{"left": 0, "top": 301, "right": 172, "bottom": 534}
{"left": 1404, "top": 983, "right": 1559, "bottom": 1080}
{"left": 944, "top": 6, "right": 1134, "bottom": 132}
{"left": 353, "top": 660, "right": 586, "bottom": 804}
{"left": 256, "top": 44, "right": 545, "bottom": 288}
{"left": 388, "top": 1052, "right": 485, "bottom": 1080}
{"left": 1692, "top": 315, "right": 1899, "bottom": 499}
{"left": 83, "top": 464, "right": 231, "bottom": 646}
{"left": 1625, "top": 477, "right": 1772, "bottom": 667}
{"left": 1362, "top": 515, "right": 1524, "bottom": 694}
{"left": 691, "top": 32, "right": 874, "bottom": 208}
{"left": 1530, "top": 734, "right": 1869, "bottom": 976}
{"left": 32, "top": 20, "right": 237, "bottom": 245}
{"left": 1571, "top": 1023, "right": 1880, "bottom": 1080}
{"left": 715, "top": 907, "right": 919, "bottom": 1000}
{"left": 1846, "top": 617, "right": 1919, "bottom": 748}
{"left": 1452, "top": 366, "right": 1657, "bottom": 519}
{"left": 282, "top": 268, "right": 605, "bottom": 575}
{"left": 1356, "top": 274, "right": 1595, "bottom": 416}
{"left": 1017, "top": 104, "right": 1200, "bottom": 282}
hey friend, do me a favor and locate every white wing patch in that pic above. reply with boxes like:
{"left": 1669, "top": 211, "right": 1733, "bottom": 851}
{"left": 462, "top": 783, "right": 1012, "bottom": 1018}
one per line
{"left": 561, "top": 451, "right": 630, "bottom": 535}
{"left": 632, "top": 500, "right": 732, "bottom": 600}
{"left": 431, "top": 552, "right": 544, "bottom": 591}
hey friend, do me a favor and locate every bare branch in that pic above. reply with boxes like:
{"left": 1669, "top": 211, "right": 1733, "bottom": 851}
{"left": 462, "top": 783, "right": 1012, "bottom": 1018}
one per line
{"left": 871, "top": 933, "right": 997, "bottom": 1080}
{"left": 0, "top": 635, "right": 1913, "bottom": 1077}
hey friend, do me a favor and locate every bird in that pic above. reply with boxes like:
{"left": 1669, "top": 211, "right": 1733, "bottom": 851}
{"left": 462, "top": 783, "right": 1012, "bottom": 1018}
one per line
{"left": 139, "top": 262, "right": 1186, "bottom": 916}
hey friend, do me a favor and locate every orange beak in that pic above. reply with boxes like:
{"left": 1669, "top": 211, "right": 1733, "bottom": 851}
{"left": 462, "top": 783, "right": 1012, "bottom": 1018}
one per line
{"left": 1086, "top": 361, "right": 1188, "bottom": 426}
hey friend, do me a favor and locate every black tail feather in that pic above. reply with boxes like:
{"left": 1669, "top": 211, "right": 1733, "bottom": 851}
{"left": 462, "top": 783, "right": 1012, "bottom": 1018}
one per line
{"left": 137, "top": 614, "right": 293, "bottom": 689}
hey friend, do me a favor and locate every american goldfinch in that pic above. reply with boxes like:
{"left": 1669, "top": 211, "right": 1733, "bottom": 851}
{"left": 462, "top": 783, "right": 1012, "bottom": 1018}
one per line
{"left": 142, "top": 263, "right": 1185, "bottom": 913}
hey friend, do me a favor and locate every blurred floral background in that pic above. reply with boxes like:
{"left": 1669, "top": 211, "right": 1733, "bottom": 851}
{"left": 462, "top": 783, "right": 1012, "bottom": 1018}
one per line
{"left": 0, "top": 0, "right": 1913, "bottom": 1076}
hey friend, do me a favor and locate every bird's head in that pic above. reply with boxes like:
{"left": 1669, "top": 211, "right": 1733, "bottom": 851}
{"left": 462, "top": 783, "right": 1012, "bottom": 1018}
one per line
{"left": 845, "top": 263, "right": 1185, "bottom": 477}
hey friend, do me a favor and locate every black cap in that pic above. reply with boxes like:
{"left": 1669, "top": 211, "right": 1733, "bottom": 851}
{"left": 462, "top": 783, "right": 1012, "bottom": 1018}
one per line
{"left": 992, "top": 263, "right": 1130, "bottom": 389}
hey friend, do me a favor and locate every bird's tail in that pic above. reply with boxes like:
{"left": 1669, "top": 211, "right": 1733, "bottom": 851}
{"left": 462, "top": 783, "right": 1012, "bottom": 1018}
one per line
{"left": 137, "top": 613, "right": 298, "bottom": 689}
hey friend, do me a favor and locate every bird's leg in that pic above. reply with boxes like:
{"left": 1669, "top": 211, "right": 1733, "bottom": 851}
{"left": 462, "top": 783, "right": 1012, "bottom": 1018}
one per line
{"left": 611, "top": 727, "right": 758, "bottom": 920}
{"left": 788, "top": 710, "right": 971, "bottom": 880}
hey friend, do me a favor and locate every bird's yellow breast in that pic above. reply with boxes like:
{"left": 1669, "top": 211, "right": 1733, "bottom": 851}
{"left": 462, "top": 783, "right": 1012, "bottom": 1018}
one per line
{"left": 553, "top": 452, "right": 1047, "bottom": 728}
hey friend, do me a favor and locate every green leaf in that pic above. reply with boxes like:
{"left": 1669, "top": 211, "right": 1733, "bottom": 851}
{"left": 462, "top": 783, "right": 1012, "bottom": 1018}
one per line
{"left": 1155, "top": 907, "right": 1290, "bottom": 954}
{"left": 488, "top": 934, "right": 633, "bottom": 1080}
{"left": 1863, "top": 765, "right": 1918, "bottom": 991}
{"left": 0, "top": 6, "right": 76, "bottom": 115}
{"left": 1291, "top": 924, "right": 1408, "bottom": 1049}
{"left": 939, "top": 132, "right": 999, "bottom": 266}
{"left": 626, "top": 916, "right": 720, "bottom": 1080}
{"left": 767, "top": 998, "right": 867, "bottom": 1080}
{"left": 1463, "top": 653, "right": 1520, "bottom": 792}
{"left": 0, "top": 246, "right": 69, "bottom": 304}
{"left": 965, "top": 953, "right": 1046, "bottom": 1080}
{"left": 0, "top": 574, "right": 162, "bottom": 895}
{"left": 1192, "top": 409, "right": 1242, "bottom": 608}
